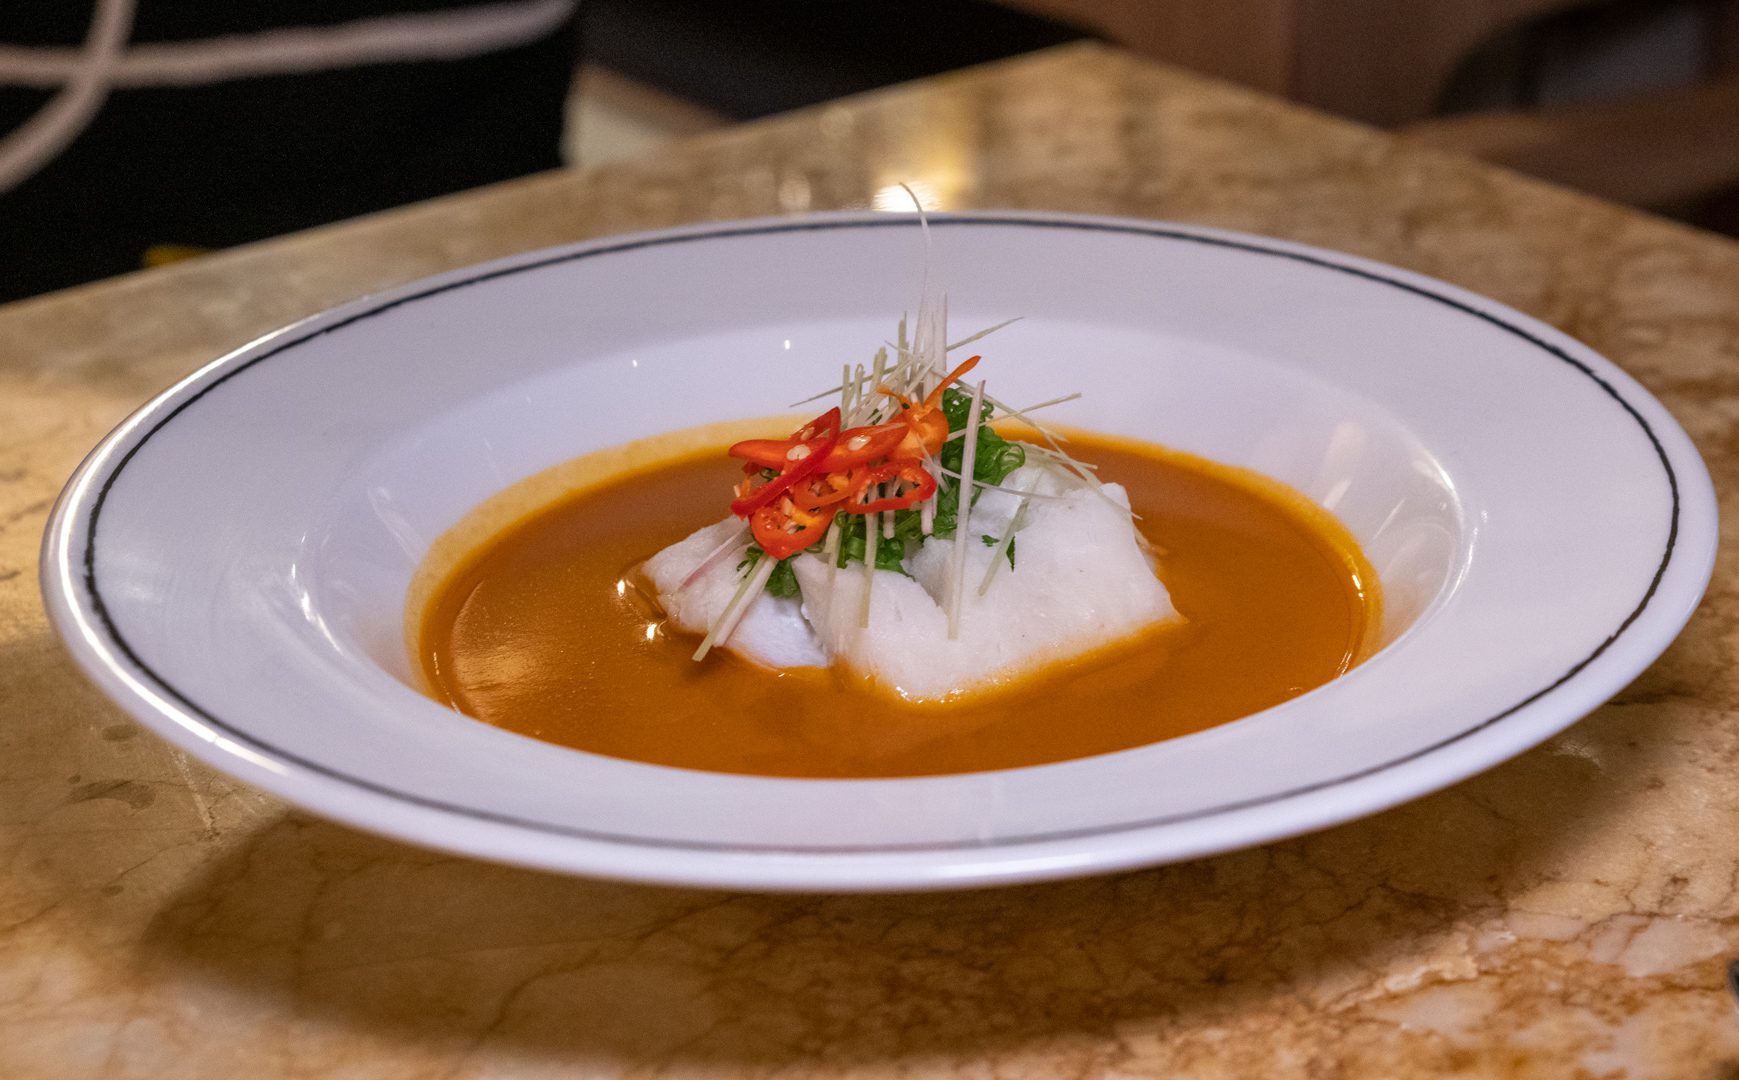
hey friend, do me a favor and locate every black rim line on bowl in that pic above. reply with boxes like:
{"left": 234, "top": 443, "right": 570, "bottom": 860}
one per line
{"left": 77, "top": 215, "right": 1682, "bottom": 858}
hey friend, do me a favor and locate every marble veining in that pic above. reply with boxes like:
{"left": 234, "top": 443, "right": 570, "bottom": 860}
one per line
{"left": 4, "top": 43, "right": 1739, "bottom": 1077}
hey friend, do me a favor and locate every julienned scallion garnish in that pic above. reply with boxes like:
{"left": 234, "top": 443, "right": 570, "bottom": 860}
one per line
{"left": 690, "top": 195, "right": 1127, "bottom": 662}
{"left": 737, "top": 544, "right": 802, "bottom": 597}
{"left": 737, "top": 384, "right": 1026, "bottom": 592}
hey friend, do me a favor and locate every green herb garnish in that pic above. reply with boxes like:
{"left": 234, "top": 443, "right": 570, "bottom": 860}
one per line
{"left": 981, "top": 533, "right": 1017, "bottom": 569}
{"left": 739, "top": 544, "right": 803, "bottom": 597}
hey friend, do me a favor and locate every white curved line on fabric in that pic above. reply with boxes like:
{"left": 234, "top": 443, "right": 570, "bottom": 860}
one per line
{"left": 0, "top": 0, "right": 135, "bottom": 196}
{"left": 0, "top": 0, "right": 575, "bottom": 89}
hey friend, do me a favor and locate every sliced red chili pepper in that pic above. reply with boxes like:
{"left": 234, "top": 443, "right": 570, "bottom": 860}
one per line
{"left": 788, "top": 409, "right": 839, "bottom": 443}
{"left": 730, "top": 442, "right": 829, "bottom": 515}
{"left": 881, "top": 355, "right": 981, "bottom": 459}
{"left": 751, "top": 502, "right": 837, "bottom": 560}
{"left": 728, "top": 439, "right": 800, "bottom": 469}
{"left": 728, "top": 408, "right": 841, "bottom": 517}
{"left": 788, "top": 469, "right": 859, "bottom": 511}
{"left": 893, "top": 411, "right": 950, "bottom": 461}
{"left": 926, "top": 353, "right": 980, "bottom": 401}
{"left": 728, "top": 406, "right": 842, "bottom": 468}
{"left": 843, "top": 461, "right": 937, "bottom": 514}
{"left": 817, "top": 422, "right": 906, "bottom": 471}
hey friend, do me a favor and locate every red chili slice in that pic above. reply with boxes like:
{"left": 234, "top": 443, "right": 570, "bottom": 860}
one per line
{"left": 788, "top": 410, "right": 840, "bottom": 443}
{"left": 843, "top": 461, "right": 937, "bottom": 514}
{"left": 788, "top": 470, "right": 859, "bottom": 511}
{"left": 818, "top": 422, "right": 906, "bottom": 471}
{"left": 882, "top": 354, "right": 981, "bottom": 459}
{"left": 751, "top": 502, "right": 837, "bottom": 560}
{"left": 728, "top": 408, "right": 841, "bottom": 517}
{"left": 728, "top": 439, "right": 801, "bottom": 469}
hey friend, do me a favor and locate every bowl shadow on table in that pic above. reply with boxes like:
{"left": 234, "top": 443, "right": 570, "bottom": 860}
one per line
{"left": 110, "top": 687, "right": 1693, "bottom": 1068}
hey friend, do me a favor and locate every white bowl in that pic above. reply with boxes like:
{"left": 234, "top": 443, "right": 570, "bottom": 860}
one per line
{"left": 40, "top": 212, "right": 1717, "bottom": 891}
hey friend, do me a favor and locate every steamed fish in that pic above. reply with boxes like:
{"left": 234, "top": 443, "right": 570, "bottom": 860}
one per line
{"left": 647, "top": 465, "right": 1176, "bottom": 702}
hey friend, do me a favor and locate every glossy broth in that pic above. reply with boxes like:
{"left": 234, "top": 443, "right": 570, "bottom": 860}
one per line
{"left": 418, "top": 435, "right": 1377, "bottom": 778}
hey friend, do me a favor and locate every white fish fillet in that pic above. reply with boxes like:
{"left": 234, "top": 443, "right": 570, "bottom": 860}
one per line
{"left": 794, "top": 465, "right": 1177, "bottom": 702}
{"left": 645, "top": 467, "right": 1176, "bottom": 699}
{"left": 642, "top": 519, "right": 827, "bottom": 669}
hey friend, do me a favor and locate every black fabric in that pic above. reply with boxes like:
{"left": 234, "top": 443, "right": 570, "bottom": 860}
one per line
{"left": 579, "top": 0, "right": 1088, "bottom": 120}
{"left": 0, "top": 3, "right": 578, "bottom": 302}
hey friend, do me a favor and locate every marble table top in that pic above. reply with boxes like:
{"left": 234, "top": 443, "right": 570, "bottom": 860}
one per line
{"left": 4, "top": 43, "right": 1738, "bottom": 1078}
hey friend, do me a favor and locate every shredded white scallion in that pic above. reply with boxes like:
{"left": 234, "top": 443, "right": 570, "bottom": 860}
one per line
{"left": 979, "top": 475, "right": 1035, "bottom": 596}
{"left": 936, "top": 392, "right": 1084, "bottom": 449}
{"left": 840, "top": 362, "right": 857, "bottom": 418}
{"left": 978, "top": 394, "right": 1134, "bottom": 520}
{"left": 929, "top": 466, "right": 1069, "bottom": 500}
{"left": 677, "top": 523, "right": 750, "bottom": 592}
{"left": 946, "top": 316, "right": 1021, "bottom": 352}
{"left": 945, "top": 378, "right": 987, "bottom": 639}
{"left": 693, "top": 554, "right": 776, "bottom": 661}
{"left": 857, "top": 348, "right": 888, "bottom": 426}
{"left": 1023, "top": 444, "right": 1099, "bottom": 470}
{"left": 859, "top": 509, "right": 879, "bottom": 628}
{"left": 982, "top": 390, "right": 1070, "bottom": 445}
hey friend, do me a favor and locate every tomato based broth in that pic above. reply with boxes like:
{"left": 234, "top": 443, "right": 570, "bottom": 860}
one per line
{"left": 417, "top": 434, "right": 1377, "bottom": 778}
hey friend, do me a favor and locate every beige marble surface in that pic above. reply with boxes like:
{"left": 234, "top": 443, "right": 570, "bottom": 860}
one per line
{"left": 4, "top": 43, "right": 1739, "bottom": 1077}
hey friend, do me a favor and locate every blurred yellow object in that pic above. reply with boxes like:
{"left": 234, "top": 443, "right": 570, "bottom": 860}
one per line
{"left": 142, "top": 244, "right": 212, "bottom": 268}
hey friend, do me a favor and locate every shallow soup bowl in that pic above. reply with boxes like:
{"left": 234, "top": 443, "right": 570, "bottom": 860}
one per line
{"left": 41, "top": 212, "right": 1717, "bottom": 891}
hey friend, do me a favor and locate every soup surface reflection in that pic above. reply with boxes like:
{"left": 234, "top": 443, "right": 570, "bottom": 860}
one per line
{"left": 417, "top": 433, "right": 1378, "bottom": 778}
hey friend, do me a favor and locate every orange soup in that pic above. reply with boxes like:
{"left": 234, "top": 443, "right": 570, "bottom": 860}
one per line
{"left": 415, "top": 432, "right": 1379, "bottom": 778}
{"left": 413, "top": 433, "right": 1377, "bottom": 779}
